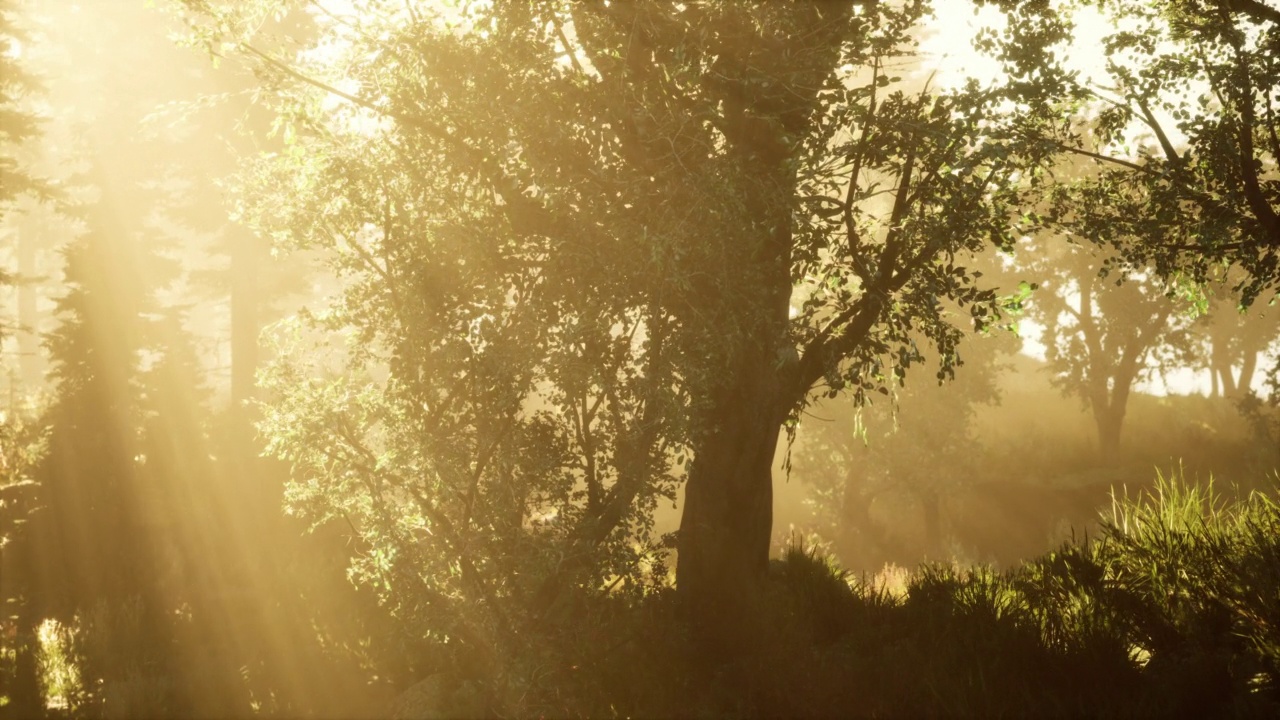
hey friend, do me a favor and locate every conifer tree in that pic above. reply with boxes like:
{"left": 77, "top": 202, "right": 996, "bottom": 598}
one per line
{"left": 31, "top": 167, "right": 163, "bottom": 616}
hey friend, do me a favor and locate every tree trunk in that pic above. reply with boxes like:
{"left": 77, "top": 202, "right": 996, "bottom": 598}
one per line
{"left": 228, "top": 225, "right": 267, "bottom": 523}
{"left": 677, "top": 343, "right": 784, "bottom": 650}
{"left": 837, "top": 467, "right": 900, "bottom": 570}
{"left": 1213, "top": 356, "right": 1238, "bottom": 398}
{"left": 920, "top": 489, "right": 943, "bottom": 559}
{"left": 1094, "top": 402, "right": 1125, "bottom": 461}
{"left": 667, "top": 2, "right": 850, "bottom": 649}
{"left": 1237, "top": 349, "right": 1258, "bottom": 397}
{"left": 15, "top": 212, "right": 40, "bottom": 393}
{"left": 229, "top": 226, "right": 259, "bottom": 426}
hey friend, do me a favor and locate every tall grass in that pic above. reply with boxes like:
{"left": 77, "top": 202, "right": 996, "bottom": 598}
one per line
{"left": 523, "top": 468, "right": 1280, "bottom": 718}
{"left": 12, "top": 467, "right": 1280, "bottom": 718}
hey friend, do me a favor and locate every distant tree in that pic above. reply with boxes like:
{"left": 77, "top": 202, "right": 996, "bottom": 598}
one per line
{"left": 0, "top": 0, "right": 48, "bottom": 348}
{"left": 0, "top": 0, "right": 45, "bottom": 215}
{"left": 28, "top": 166, "right": 174, "bottom": 617}
{"left": 1025, "top": 235, "right": 1189, "bottom": 460}
{"left": 796, "top": 313, "right": 1018, "bottom": 570}
{"left": 1191, "top": 268, "right": 1280, "bottom": 398}
{"left": 16, "top": 162, "right": 236, "bottom": 713}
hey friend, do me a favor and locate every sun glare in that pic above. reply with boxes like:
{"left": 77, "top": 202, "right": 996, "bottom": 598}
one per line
{"left": 1, "top": 0, "right": 1275, "bottom": 716}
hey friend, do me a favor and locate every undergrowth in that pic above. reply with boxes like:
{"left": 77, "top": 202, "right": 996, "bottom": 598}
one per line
{"left": 12, "top": 469, "right": 1280, "bottom": 718}
{"left": 531, "top": 469, "right": 1280, "bottom": 718}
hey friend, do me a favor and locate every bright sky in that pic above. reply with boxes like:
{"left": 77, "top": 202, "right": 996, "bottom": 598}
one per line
{"left": 918, "top": 2, "right": 1114, "bottom": 89}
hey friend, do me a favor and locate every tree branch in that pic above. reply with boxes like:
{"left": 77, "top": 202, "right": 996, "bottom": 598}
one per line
{"left": 1134, "top": 95, "right": 1182, "bottom": 167}
{"left": 1224, "top": 0, "right": 1280, "bottom": 25}
{"left": 239, "top": 42, "right": 584, "bottom": 245}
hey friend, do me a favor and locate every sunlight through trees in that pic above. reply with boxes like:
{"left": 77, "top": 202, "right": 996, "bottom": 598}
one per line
{"left": 1, "top": 0, "right": 1280, "bottom": 716}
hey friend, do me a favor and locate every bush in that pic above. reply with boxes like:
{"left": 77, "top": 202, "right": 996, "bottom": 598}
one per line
{"left": 543, "top": 470, "right": 1280, "bottom": 718}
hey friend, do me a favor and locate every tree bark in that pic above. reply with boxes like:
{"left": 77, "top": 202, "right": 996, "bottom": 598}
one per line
{"left": 1094, "top": 402, "right": 1125, "bottom": 461}
{"left": 675, "top": 138, "right": 795, "bottom": 644}
{"left": 677, "top": 343, "right": 784, "bottom": 650}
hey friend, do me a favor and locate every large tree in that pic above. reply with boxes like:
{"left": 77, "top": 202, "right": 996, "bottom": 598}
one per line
{"left": 183, "top": 0, "right": 1065, "bottom": 657}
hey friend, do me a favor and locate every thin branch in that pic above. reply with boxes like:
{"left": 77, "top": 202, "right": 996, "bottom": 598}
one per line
{"left": 1224, "top": 0, "right": 1280, "bottom": 25}
{"left": 874, "top": 140, "right": 918, "bottom": 282}
{"left": 551, "top": 11, "right": 586, "bottom": 76}
{"left": 844, "top": 56, "right": 879, "bottom": 284}
{"left": 1134, "top": 95, "right": 1182, "bottom": 166}
{"left": 239, "top": 42, "right": 580, "bottom": 245}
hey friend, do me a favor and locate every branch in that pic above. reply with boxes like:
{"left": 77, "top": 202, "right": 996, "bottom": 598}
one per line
{"left": 843, "top": 56, "right": 880, "bottom": 280}
{"left": 1134, "top": 95, "right": 1181, "bottom": 167}
{"left": 239, "top": 43, "right": 580, "bottom": 244}
{"left": 1052, "top": 140, "right": 1227, "bottom": 217}
{"left": 1230, "top": 51, "right": 1280, "bottom": 244}
{"left": 873, "top": 140, "right": 918, "bottom": 283}
{"left": 1224, "top": 0, "right": 1280, "bottom": 25}
{"left": 550, "top": 11, "right": 586, "bottom": 76}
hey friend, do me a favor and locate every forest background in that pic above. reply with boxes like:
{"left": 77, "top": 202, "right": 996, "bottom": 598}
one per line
{"left": 4, "top": 0, "right": 1280, "bottom": 717}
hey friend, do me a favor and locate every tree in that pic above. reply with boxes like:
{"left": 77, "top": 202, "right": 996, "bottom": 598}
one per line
{"left": 1013, "top": 0, "right": 1280, "bottom": 302}
{"left": 795, "top": 317, "right": 1018, "bottom": 570}
{"left": 29, "top": 164, "right": 175, "bottom": 618}
{"left": 183, "top": 0, "right": 1065, "bottom": 658}
{"left": 0, "top": 0, "right": 44, "bottom": 215}
{"left": 1192, "top": 267, "right": 1280, "bottom": 398}
{"left": 1024, "top": 236, "right": 1188, "bottom": 460}
{"left": 0, "top": 0, "right": 48, "bottom": 349}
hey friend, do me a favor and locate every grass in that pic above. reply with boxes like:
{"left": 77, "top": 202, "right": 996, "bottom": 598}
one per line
{"left": 529, "top": 467, "right": 1280, "bottom": 718}
{"left": 10, "top": 467, "right": 1280, "bottom": 718}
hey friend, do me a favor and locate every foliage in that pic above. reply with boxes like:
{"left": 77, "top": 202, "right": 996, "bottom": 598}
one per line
{"left": 0, "top": 402, "right": 44, "bottom": 550}
{"left": 794, "top": 324, "right": 1018, "bottom": 569}
{"left": 0, "top": 0, "right": 46, "bottom": 216}
{"left": 177, "top": 0, "right": 1075, "bottom": 662}
{"left": 497, "top": 469, "right": 1280, "bottom": 718}
{"left": 0, "top": 0, "right": 49, "bottom": 346}
{"left": 1004, "top": 0, "right": 1280, "bottom": 305}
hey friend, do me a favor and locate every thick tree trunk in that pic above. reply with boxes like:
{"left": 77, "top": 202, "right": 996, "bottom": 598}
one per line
{"left": 677, "top": 343, "right": 784, "bottom": 649}
{"left": 666, "top": 1, "right": 851, "bottom": 650}
{"left": 1093, "top": 402, "right": 1125, "bottom": 462}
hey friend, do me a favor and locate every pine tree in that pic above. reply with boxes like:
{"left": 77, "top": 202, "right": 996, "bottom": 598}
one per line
{"left": 30, "top": 166, "right": 161, "bottom": 617}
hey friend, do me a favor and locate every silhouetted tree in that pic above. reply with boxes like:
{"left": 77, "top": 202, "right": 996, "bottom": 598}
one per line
{"left": 1191, "top": 268, "right": 1280, "bottom": 398}
{"left": 796, "top": 321, "right": 1018, "bottom": 569}
{"left": 0, "top": 0, "right": 44, "bottom": 216}
{"left": 181, "top": 0, "right": 1069, "bottom": 662}
{"left": 1026, "top": 238, "right": 1189, "bottom": 460}
{"left": 30, "top": 166, "right": 169, "bottom": 617}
